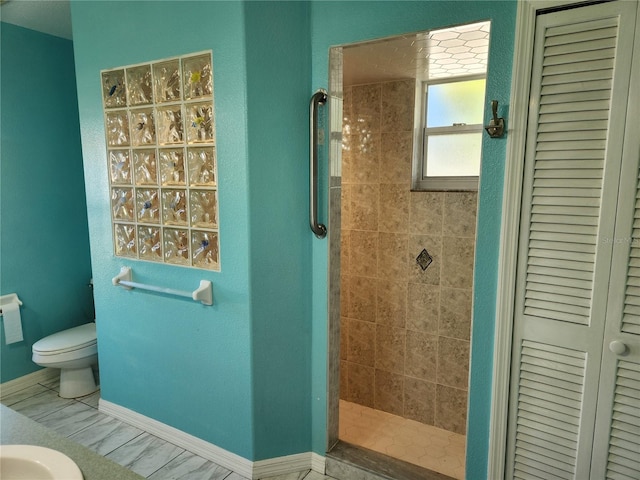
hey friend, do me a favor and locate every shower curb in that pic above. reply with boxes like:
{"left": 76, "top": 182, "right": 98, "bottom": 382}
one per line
{"left": 326, "top": 441, "right": 455, "bottom": 480}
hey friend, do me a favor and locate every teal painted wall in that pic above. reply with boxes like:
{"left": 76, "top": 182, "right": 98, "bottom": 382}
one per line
{"left": 71, "top": 1, "right": 255, "bottom": 459}
{"left": 308, "top": 2, "right": 517, "bottom": 477}
{"left": 243, "top": 2, "right": 314, "bottom": 459}
{"left": 0, "top": 23, "right": 93, "bottom": 383}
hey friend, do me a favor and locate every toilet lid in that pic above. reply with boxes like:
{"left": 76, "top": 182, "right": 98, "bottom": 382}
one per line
{"left": 32, "top": 322, "right": 96, "bottom": 354}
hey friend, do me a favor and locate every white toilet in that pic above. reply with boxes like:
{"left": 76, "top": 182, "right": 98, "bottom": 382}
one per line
{"left": 32, "top": 322, "right": 98, "bottom": 398}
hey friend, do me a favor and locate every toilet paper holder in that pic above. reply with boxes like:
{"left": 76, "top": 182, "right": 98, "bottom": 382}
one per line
{"left": 0, "top": 294, "right": 23, "bottom": 316}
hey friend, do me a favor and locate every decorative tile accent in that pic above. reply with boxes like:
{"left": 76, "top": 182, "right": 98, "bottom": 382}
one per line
{"left": 101, "top": 52, "right": 219, "bottom": 270}
{"left": 416, "top": 248, "right": 433, "bottom": 271}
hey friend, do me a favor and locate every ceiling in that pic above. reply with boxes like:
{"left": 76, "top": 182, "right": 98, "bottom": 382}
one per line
{"left": 343, "top": 21, "right": 490, "bottom": 85}
{"left": 0, "top": 0, "right": 72, "bottom": 40}
{"left": 0, "top": 2, "right": 489, "bottom": 86}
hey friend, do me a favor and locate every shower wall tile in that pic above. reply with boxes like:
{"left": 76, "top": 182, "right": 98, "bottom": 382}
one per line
{"left": 352, "top": 84, "right": 381, "bottom": 134}
{"left": 341, "top": 185, "right": 352, "bottom": 231}
{"left": 376, "top": 279, "right": 407, "bottom": 328}
{"left": 348, "top": 275, "right": 377, "bottom": 322}
{"left": 437, "top": 337, "right": 470, "bottom": 390}
{"left": 351, "top": 135, "right": 380, "bottom": 184}
{"left": 380, "top": 131, "right": 412, "bottom": 184}
{"left": 350, "top": 230, "right": 378, "bottom": 277}
{"left": 441, "top": 236, "right": 475, "bottom": 289}
{"left": 340, "top": 78, "right": 477, "bottom": 437}
{"left": 375, "top": 324, "right": 405, "bottom": 374}
{"left": 347, "top": 319, "right": 376, "bottom": 367}
{"left": 381, "top": 79, "right": 415, "bottom": 133}
{"left": 340, "top": 275, "right": 349, "bottom": 317}
{"left": 443, "top": 192, "right": 478, "bottom": 237}
{"left": 405, "top": 332, "right": 438, "bottom": 382}
{"left": 379, "top": 184, "right": 409, "bottom": 233}
{"left": 404, "top": 377, "right": 436, "bottom": 425}
{"left": 378, "top": 232, "right": 408, "bottom": 279}
{"left": 341, "top": 229, "right": 351, "bottom": 276}
{"left": 374, "top": 369, "right": 404, "bottom": 416}
{"left": 439, "top": 287, "right": 472, "bottom": 340}
{"left": 435, "top": 385, "right": 468, "bottom": 435}
{"left": 350, "top": 184, "right": 379, "bottom": 231}
{"left": 406, "top": 283, "right": 439, "bottom": 334}
{"left": 340, "top": 317, "right": 349, "bottom": 361}
{"left": 410, "top": 192, "right": 443, "bottom": 236}
{"left": 347, "top": 363, "right": 375, "bottom": 408}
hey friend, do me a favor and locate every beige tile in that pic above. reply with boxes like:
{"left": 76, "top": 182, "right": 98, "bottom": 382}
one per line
{"left": 340, "top": 274, "right": 349, "bottom": 318}
{"left": 347, "top": 319, "right": 376, "bottom": 367}
{"left": 351, "top": 132, "right": 380, "bottom": 185}
{"left": 350, "top": 184, "right": 379, "bottom": 231}
{"left": 340, "top": 316, "right": 349, "bottom": 361}
{"left": 404, "top": 377, "right": 435, "bottom": 425}
{"left": 435, "top": 385, "right": 468, "bottom": 435}
{"left": 341, "top": 184, "right": 352, "bottom": 230}
{"left": 379, "top": 184, "right": 409, "bottom": 233}
{"left": 342, "top": 86, "right": 352, "bottom": 137}
{"left": 352, "top": 84, "right": 381, "bottom": 135}
{"left": 439, "top": 287, "right": 472, "bottom": 340}
{"left": 443, "top": 192, "right": 477, "bottom": 237}
{"left": 349, "top": 230, "right": 378, "bottom": 278}
{"left": 375, "top": 324, "right": 405, "bottom": 374}
{"left": 408, "top": 235, "right": 441, "bottom": 285}
{"left": 338, "top": 400, "right": 465, "bottom": 479}
{"left": 405, "top": 332, "right": 438, "bottom": 382}
{"left": 410, "top": 191, "right": 443, "bottom": 236}
{"left": 381, "top": 79, "right": 415, "bottom": 133}
{"left": 380, "top": 131, "right": 413, "bottom": 185}
{"left": 378, "top": 232, "right": 408, "bottom": 280}
{"left": 341, "top": 136, "right": 354, "bottom": 184}
{"left": 437, "top": 336, "right": 470, "bottom": 390}
{"left": 347, "top": 363, "right": 375, "bottom": 407}
{"left": 407, "top": 283, "right": 440, "bottom": 334}
{"left": 340, "top": 230, "right": 350, "bottom": 276}
{"left": 441, "top": 236, "right": 475, "bottom": 289}
{"left": 374, "top": 369, "right": 404, "bottom": 416}
{"left": 348, "top": 275, "right": 377, "bottom": 322}
{"left": 339, "top": 361, "right": 348, "bottom": 401}
{"left": 376, "top": 279, "right": 406, "bottom": 328}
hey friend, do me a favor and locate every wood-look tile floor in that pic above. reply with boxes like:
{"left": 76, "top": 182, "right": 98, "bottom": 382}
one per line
{"left": 0, "top": 379, "right": 336, "bottom": 480}
{"left": 339, "top": 400, "right": 466, "bottom": 480}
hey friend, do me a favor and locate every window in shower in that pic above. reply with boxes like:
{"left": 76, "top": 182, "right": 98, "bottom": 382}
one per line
{"left": 412, "top": 21, "right": 490, "bottom": 191}
{"left": 101, "top": 52, "right": 220, "bottom": 270}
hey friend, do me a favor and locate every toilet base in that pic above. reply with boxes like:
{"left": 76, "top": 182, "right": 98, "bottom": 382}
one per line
{"left": 59, "top": 366, "right": 98, "bottom": 398}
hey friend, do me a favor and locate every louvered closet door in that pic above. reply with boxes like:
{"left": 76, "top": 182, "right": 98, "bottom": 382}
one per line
{"left": 506, "top": 2, "right": 639, "bottom": 479}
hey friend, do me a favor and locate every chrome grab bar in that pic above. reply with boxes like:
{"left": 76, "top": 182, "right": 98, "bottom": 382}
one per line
{"left": 310, "top": 89, "right": 327, "bottom": 239}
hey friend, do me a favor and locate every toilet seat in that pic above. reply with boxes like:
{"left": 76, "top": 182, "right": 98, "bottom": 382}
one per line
{"left": 32, "top": 323, "right": 96, "bottom": 356}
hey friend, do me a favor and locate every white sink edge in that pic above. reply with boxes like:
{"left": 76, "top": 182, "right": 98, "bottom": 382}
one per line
{"left": 0, "top": 444, "right": 83, "bottom": 480}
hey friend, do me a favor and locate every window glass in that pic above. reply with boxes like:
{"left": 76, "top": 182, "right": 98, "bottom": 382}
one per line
{"left": 424, "top": 133, "right": 482, "bottom": 177}
{"left": 426, "top": 79, "right": 486, "bottom": 128}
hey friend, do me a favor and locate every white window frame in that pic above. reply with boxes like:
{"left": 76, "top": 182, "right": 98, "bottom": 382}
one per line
{"left": 412, "top": 73, "right": 486, "bottom": 191}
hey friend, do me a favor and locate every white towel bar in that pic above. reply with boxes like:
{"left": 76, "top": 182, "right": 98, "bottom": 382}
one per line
{"left": 112, "top": 267, "right": 212, "bottom": 305}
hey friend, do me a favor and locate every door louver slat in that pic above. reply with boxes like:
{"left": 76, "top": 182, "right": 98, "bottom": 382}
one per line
{"left": 513, "top": 341, "right": 586, "bottom": 479}
{"left": 523, "top": 21, "right": 611, "bottom": 324}
{"left": 606, "top": 360, "right": 640, "bottom": 479}
{"left": 622, "top": 169, "right": 640, "bottom": 334}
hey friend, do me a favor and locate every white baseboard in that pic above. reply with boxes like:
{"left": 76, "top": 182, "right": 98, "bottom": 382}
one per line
{"left": 0, "top": 368, "right": 58, "bottom": 398}
{"left": 99, "top": 399, "right": 325, "bottom": 479}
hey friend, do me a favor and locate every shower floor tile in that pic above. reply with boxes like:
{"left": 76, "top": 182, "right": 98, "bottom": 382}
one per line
{"left": 339, "top": 400, "right": 465, "bottom": 479}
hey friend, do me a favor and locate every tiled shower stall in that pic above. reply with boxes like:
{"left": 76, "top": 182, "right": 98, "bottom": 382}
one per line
{"left": 339, "top": 78, "right": 477, "bottom": 435}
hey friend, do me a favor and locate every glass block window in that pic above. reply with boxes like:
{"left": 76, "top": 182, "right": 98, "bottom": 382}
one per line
{"left": 101, "top": 52, "right": 220, "bottom": 271}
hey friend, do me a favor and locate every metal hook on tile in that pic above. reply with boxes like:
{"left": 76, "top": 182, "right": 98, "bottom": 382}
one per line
{"left": 485, "top": 100, "right": 505, "bottom": 138}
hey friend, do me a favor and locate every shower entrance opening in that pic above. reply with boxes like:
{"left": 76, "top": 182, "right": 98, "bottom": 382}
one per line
{"left": 326, "top": 22, "right": 490, "bottom": 480}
